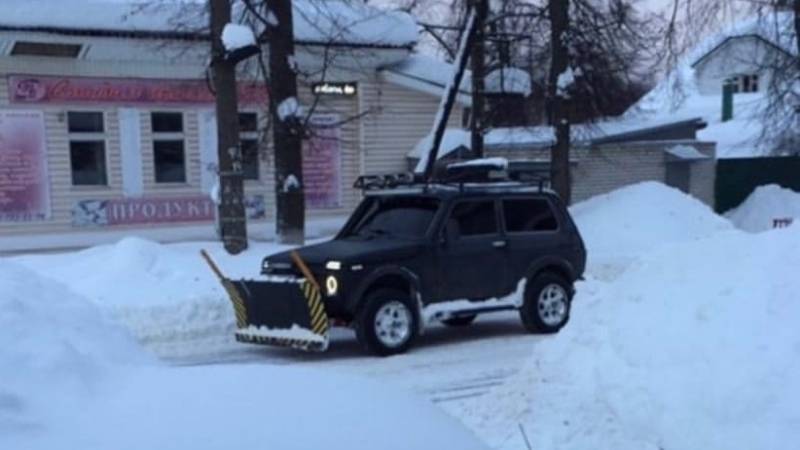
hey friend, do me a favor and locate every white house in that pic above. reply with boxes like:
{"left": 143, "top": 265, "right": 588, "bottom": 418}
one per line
{"left": 627, "top": 12, "right": 797, "bottom": 159}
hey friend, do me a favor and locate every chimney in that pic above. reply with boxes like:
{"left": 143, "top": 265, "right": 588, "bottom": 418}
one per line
{"left": 722, "top": 79, "right": 735, "bottom": 122}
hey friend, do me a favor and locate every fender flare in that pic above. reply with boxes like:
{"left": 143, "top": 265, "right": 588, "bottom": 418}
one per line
{"left": 348, "top": 265, "right": 423, "bottom": 314}
{"left": 523, "top": 256, "right": 577, "bottom": 285}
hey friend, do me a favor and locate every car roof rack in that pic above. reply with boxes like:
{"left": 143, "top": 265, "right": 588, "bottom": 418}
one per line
{"left": 353, "top": 160, "right": 552, "bottom": 194}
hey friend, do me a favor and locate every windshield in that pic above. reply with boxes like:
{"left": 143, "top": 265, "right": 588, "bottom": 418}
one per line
{"left": 344, "top": 196, "right": 440, "bottom": 239}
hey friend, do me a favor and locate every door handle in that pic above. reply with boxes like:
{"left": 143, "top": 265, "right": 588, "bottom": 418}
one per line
{"left": 492, "top": 240, "right": 507, "bottom": 248}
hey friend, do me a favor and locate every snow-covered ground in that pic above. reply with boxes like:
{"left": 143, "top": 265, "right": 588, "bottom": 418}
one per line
{"left": 3, "top": 181, "right": 799, "bottom": 449}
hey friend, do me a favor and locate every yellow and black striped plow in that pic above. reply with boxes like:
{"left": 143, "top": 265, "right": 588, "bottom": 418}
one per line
{"left": 200, "top": 250, "right": 330, "bottom": 352}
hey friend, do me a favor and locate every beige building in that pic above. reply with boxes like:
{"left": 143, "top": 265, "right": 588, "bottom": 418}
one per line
{"left": 0, "top": 1, "right": 466, "bottom": 251}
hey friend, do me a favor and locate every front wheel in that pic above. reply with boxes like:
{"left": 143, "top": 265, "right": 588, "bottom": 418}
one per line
{"left": 520, "top": 272, "right": 572, "bottom": 334}
{"left": 355, "top": 289, "right": 418, "bottom": 356}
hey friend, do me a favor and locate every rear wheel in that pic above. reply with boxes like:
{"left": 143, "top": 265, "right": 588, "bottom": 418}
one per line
{"left": 520, "top": 272, "right": 572, "bottom": 334}
{"left": 441, "top": 314, "right": 477, "bottom": 327}
{"left": 355, "top": 288, "right": 418, "bottom": 356}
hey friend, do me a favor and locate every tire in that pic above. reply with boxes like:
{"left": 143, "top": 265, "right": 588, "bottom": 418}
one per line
{"left": 441, "top": 314, "right": 477, "bottom": 327}
{"left": 355, "top": 288, "right": 418, "bottom": 356}
{"left": 520, "top": 272, "right": 572, "bottom": 334}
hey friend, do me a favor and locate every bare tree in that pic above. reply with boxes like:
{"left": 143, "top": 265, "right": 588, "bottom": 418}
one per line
{"left": 210, "top": 0, "right": 248, "bottom": 253}
{"left": 547, "top": 0, "right": 571, "bottom": 202}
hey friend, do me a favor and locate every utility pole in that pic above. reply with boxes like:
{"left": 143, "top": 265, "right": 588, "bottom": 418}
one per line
{"left": 267, "top": 0, "right": 305, "bottom": 244}
{"left": 547, "top": 0, "right": 572, "bottom": 204}
{"left": 469, "top": 0, "right": 488, "bottom": 158}
{"left": 210, "top": 0, "right": 248, "bottom": 254}
{"left": 423, "top": 9, "right": 480, "bottom": 180}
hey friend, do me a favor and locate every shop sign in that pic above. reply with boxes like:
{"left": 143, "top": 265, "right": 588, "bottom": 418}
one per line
{"left": 8, "top": 75, "right": 268, "bottom": 105}
{"left": 0, "top": 110, "right": 50, "bottom": 222}
{"left": 72, "top": 195, "right": 266, "bottom": 227}
{"left": 311, "top": 82, "right": 357, "bottom": 96}
{"left": 303, "top": 115, "right": 341, "bottom": 209}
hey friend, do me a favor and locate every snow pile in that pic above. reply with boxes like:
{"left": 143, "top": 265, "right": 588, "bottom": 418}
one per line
{"left": 0, "top": 259, "right": 487, "bottom": 450}
{"left": 0, "top": 260, "right": 145, "bottom": 433}
{"left": 11, "top": 237, "right": 284, "bottom": 358}
{"left": 462, "top": 224, "right": 800, "bottom": 450}
{"left": 221, "top": 23, "right": 255, "bottom": 52}
{"left": 5, "top": 363, "right": 488, "bottom": 450}
{"left": 570, "top": 181, "right": 733, "bottom": 259}
{"left": 725, "top": 184, "right": 800, "bottom": 232}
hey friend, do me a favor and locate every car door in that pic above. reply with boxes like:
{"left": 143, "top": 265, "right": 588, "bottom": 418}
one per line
{"left": 436, "top": 198, "right": 509, "bottom": 301}
{"left": 500, "top": 196, "right": 565, "bottom": 290}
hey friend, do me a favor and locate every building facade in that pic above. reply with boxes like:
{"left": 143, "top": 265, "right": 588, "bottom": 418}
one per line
{"left": 0, "top": 5, "right": 466, "bottom": 251}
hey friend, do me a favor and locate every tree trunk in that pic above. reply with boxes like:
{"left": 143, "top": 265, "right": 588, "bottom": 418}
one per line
{"left": 267, "top": 0, "right": 305, "bottom": 245}
{"left": 794, "top": 0, "right": 800, "bottom": 57}
{"left": 469, "top": 0, "right": 488, "bottom": 158}
{"left": 547, "top": 0, "right": 572, "bottom": 204}
{"left": 210, "top": 0, "right": 248, "bottom": 254}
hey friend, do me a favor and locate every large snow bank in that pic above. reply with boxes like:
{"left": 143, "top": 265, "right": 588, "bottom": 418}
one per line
{"left": 725, "top": 184, "right": 800, "bottom": 232}
{"left": 570, "top": 181, "right": 733, "bottom": 258}
{"left": 0, "top": 260, "right": 145, "bottom": 433}
{"left": 460, "top": 224, "right": 800, "bottom": 450}
{"left": 0, "top": 261, "right": 487, "bottom": 450}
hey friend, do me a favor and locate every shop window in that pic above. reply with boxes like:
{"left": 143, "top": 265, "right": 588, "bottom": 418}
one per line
{"left": 68, "top": 112, "right": 107, "bottom": 186}
{"left": 12, "top": 41, "right": 81, "bottom": 58}
{"left": 151, "top": 112, "right": 186, "bottom": 183}
{"left": 239, "top": 112, "right": 260, "bottom": 180}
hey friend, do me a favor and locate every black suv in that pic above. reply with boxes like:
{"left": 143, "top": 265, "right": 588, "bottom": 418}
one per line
{"left": 260, "top": 173, "right": 586, "bottom": 355}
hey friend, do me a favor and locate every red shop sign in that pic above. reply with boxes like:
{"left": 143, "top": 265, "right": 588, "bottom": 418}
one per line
{"left": 8, "top": 75, "right": 268, "bottom": 105}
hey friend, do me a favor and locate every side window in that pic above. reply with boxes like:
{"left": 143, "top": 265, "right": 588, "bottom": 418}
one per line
{"left": 448, "top": 200, "right": 498, "bottom": 238}
{"left": 68, "top": 111, "right": 107, "bottom": 186}
{"left": 503, "top": 198, "right": 559, "bottom": 232}
{"left": 151, "top": 112, "right": 186, "bottom": 183}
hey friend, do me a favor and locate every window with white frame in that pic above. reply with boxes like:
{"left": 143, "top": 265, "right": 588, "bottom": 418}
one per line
{"left": 151, "top": 112, "right": 186, "bottom": 183}
{"left": 68, "top": 111, "right": 108, "bottom": 186}
{"left": 239, "top": 112, "right": 260, "bottom": 180}
{"left": 731, "top": 74, "right": 759, "bottom": 93}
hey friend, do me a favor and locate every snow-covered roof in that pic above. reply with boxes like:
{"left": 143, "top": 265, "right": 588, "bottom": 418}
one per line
{"left": 408, "top": 116, "right": 706, "bottom": 162}
{"left": 691, "top": 12, "right": 797, "bottom": 66}
{"left": 0, "top": 0, "right": 418, "bottom": 48}
{"left": 625, "top": 13, "right": 796, "bottom": 159}
{"left": 665, "top": 144, "right": 710, "bottom": 160}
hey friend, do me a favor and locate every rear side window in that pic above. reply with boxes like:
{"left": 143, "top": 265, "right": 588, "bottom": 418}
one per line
{"left": 503, "top": 198, "right": 558, "bottom": 232}
{"left": 449, "top": 200, "right": 498, "bottom": 237}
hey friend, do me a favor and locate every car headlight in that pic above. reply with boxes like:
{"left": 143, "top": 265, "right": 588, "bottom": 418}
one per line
{"left": 325, "top": 260, "right": 342, "bottom": 271}
{"left": 325, "top": 275, "right": 339, "bottom": 296}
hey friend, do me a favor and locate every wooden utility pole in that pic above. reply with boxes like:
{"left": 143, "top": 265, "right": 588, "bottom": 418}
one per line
{"left": 210, "top": 0, "right": 248, "bottom": 254}
{"left": 267, "top": 0, "right": 305, "bottom": 244}
{"left": 547, "top": 0, "right": 572, "bottom": 203}
{"left": 469, "top": 0, "right": 488, "bottom": 158}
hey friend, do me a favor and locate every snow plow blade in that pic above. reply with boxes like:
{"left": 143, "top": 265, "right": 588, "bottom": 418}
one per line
{"left": 201, "top": 250, "right": 329, "bottom": 352}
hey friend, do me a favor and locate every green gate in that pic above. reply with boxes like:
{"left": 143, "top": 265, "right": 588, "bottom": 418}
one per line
{"left": 715, "top": 156, "right": 800, "bottom": 213}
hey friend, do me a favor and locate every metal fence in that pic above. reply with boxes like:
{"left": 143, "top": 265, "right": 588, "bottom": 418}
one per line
{"left": 715, "top": 156, "right": 800, "bottom": 213}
